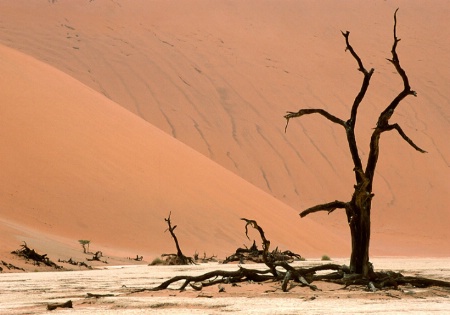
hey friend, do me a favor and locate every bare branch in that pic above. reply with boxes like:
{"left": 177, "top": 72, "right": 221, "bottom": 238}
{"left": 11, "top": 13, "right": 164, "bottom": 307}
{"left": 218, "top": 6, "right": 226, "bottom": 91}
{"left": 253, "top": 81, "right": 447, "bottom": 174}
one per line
{"left": 378, "top": 8, "right": 417, "bottom": 125}
{"left": 300, "top": 200, "right": 349, "bottom": 218}
{"left": 341, "top": 31, "right": 372, "bottom": 75}
{"left": 284, "top": 31, "right": 375, "bottom": 179}
{"left": 366, "top": 9, "right": 421, "bottom": 186}
{"left": 340, "top": 30, "right": 373, "bottom": 179}
{"left": 388, "top": 8, "right": 414, "bottom": 93}
{"left": 240, "top": 218, "right": 270, "bottom": 252}
{"left": 384, "top": 124, "right": 427, "bottom": 153}
{"left": 341, "top": 30, "right": 375, "bottom": 128}
{"left": 284, "top": 109, "right": 346, "bottom": 132}
{"left": 240, "top": 218, "right": 279, "bottom": 276}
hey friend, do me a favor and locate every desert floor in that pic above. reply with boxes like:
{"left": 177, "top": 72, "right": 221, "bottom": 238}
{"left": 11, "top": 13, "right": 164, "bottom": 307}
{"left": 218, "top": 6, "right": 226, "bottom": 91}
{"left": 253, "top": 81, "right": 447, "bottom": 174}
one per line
{"left": 1, "top": 257, "right": 449, "bottom": 314}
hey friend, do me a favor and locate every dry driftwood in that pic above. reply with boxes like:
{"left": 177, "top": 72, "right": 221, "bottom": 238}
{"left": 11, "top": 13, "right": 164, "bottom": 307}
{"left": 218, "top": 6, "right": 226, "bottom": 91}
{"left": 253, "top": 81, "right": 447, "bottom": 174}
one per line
{"left": 58, "top": 258, "right": 92, "bottom": 269}
{"left": 194, "top": 251, "right": 218, "bottom": 263}
{"left": 11, "top": 242, "right": 62, "bottom": 269}
{"left": 86, "top": 251, "right": 108, "bottom": 264}
{"left": 1, "top": 260, "right": 25, "bottom": 272}
{"left": 47, "top": 300, "right": 72, "bottom": 311}
{"left": 131, "top": 218, "right": 450, "bottom": 294}
{"left": 223, "top": 240, "right": 302, "bottom": 264}
{"left": 86, "top": 293, "right": 115, "bottom": 298}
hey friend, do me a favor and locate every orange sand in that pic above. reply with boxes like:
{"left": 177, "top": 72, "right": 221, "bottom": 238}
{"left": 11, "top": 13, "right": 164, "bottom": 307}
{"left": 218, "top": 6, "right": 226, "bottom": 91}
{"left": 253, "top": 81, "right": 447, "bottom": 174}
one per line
{"left": 0, "top": 0, "right": 448, "bottom": 262}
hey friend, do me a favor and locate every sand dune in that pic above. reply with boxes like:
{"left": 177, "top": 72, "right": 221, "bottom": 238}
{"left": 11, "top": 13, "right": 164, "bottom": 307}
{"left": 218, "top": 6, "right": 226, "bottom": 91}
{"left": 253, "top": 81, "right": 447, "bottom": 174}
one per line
{"left": 0, "top": 43, "right": 347, "bottom": 261}
{"left": 0, "top": 0, "right": 448, "bottom": 259}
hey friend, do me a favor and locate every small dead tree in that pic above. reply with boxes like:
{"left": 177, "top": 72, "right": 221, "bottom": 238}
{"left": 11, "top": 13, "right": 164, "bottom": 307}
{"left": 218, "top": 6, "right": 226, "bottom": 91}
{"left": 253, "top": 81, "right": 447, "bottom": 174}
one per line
{"left": 134, "top": 218, "right": 322, "bottom": 292}
{"left": 78, "top": 240, "right": 90, "bottom": 254}
{"left": 85, "top": 251, "right": 107, "bottom": 264}
{"left": 131, "top": 218, "right": 450, "bottom": 294}
{"left": 284, "top": 9, "right": 426, "bottom": 277}
{"left": 163, "top": 212, "right": 195, "bottom": 265}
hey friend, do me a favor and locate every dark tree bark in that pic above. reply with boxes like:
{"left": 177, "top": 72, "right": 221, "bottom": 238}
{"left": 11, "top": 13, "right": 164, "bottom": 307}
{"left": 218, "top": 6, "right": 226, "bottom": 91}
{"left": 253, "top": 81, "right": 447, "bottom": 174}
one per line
{"left": 132, "top": 219, "right": 450, "bottom": 294}
{"left": 86, "top": 251, "right": 107, "bottom": 264}
{"left": 47, "top": 300, "right": 73, "bottom": 311}
{"left": 163, "top": 212, "right": 195, "bottom": 265}
{"left": 284, "top": 9, "right": 426, "bottom": 277}
{"left": 11, "top": 242, "right": 62, "bottom": 269}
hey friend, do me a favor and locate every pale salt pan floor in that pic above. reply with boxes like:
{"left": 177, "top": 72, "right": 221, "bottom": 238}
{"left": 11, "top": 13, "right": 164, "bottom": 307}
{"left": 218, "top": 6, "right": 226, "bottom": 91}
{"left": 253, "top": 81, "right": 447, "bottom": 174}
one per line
{"left": 1, "top": 258, "right": 449, "bottom": 314}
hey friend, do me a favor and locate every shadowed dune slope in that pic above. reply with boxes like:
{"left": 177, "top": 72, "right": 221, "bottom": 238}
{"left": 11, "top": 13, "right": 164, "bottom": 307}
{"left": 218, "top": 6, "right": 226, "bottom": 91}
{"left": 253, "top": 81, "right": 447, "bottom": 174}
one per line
{"left": 0, "top": 0, "right": 449, "bottom": 256}
{"left": 0, "top": 43, "right": 347, "bottom": 259}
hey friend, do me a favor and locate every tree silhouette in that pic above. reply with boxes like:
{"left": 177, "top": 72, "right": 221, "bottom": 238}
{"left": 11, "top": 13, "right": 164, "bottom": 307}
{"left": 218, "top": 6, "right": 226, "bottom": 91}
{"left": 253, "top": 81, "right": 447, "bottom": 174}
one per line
{"left": 78, "top": 240, "right": 90, "bottom": 254}
{"left": 163, "top": 212, "right": 195, "bottom": 265}
{"left": 284, "top": 9, "right": 426, "bottom": 277}
{"left": 135, "top": 10, "right": 450, "bottom": 294}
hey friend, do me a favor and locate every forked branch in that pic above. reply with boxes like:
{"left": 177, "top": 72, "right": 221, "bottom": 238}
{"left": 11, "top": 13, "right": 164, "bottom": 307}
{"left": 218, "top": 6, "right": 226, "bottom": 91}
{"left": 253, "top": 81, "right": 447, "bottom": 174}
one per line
{"left": 341, "top": 31, "right": 370, "bottom": 75}
{"left": 240, "top": 218, "right": 276, "bottom": 275}
{"left": 387, "top": 8, "right": 414, "bottom": 94}
{"left": 341, "top": 31, "right": 374, "bottom": 126}
{"left": 378, "top": 8, "right": 417, "bottom": 127}
{"left": 366, "top": 9, "right": 425, "bottom": 183}
{"left": 284, "top": 30, "right": 371, "bottom": 182}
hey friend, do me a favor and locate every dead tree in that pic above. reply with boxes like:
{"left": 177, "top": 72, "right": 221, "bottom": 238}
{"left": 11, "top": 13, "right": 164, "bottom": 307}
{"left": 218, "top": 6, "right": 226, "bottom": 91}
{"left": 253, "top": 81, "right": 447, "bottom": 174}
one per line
{"left": 78, "top": 240, "right": 90, "bottom": 254}
{"left": 133, "top": 218, "right": 320, "bottom": 293}
{"left": 163, "top": 212, "right": 195, "bottom": 265}
{"left": 131, "top": 218, "right": 450, "bottom": 294}
{"left": 284, "top": 9, "right": 426, "bottom": 277}
{"left": 86, "top": 251, "right": 108, "bottom": 264}
{"left": 127, "top": 10, "right": 450, "bottom": 296}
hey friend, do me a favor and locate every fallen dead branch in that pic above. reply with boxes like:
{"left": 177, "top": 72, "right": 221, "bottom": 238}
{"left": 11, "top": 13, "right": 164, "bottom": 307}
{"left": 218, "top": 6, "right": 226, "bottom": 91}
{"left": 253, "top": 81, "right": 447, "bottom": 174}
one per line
{"left": 132, "top": 266, "right": 274, "bottom": 293}
{"left": 1, "top": 260, "right": 25, "bottom": 272}
{"left": 11, "top": 242, "right": 62, "bottom": 269}
{"left": 47, "top": 300, "right": 72, "bottom": 311}
{"left": 131, "top": 219, "right": 450, "bottom": 294}
{"left": 58, "top": 258, "right": 92, "bottom": 269}
{"left": 129, "top": 255, "right": 143, "bottom": 261}
{"left": 194, "top": 251, "right": 218, "bottom": 263}
{"left": 223, "top": 240, "right": 302, "bottom": 264}
{"left": 86, "top": 251, "right": 108, "bottom": 264}
{"left": 86, "top": 293, "right": 115, "bottom": 298}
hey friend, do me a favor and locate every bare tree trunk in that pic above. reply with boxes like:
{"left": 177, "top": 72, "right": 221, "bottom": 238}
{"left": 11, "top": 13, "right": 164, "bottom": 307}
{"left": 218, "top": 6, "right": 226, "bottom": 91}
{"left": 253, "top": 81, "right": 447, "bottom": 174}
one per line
{"left": 285, "top": 10, "right": 425, "bottom": 277}
{"left": 347, "top": 201, "right": 371, "bottom": 276}
{"left": 164, "top": 212, "right": 194, "bottom": 265}
{"left": 165, "top": 213, "right": 184, "bottom": 259}
{"left": 137, "top": 218, "right": 450, "bottom": 293}
{"left": 346, "top": 167, "right": 373, "bottom": 276}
